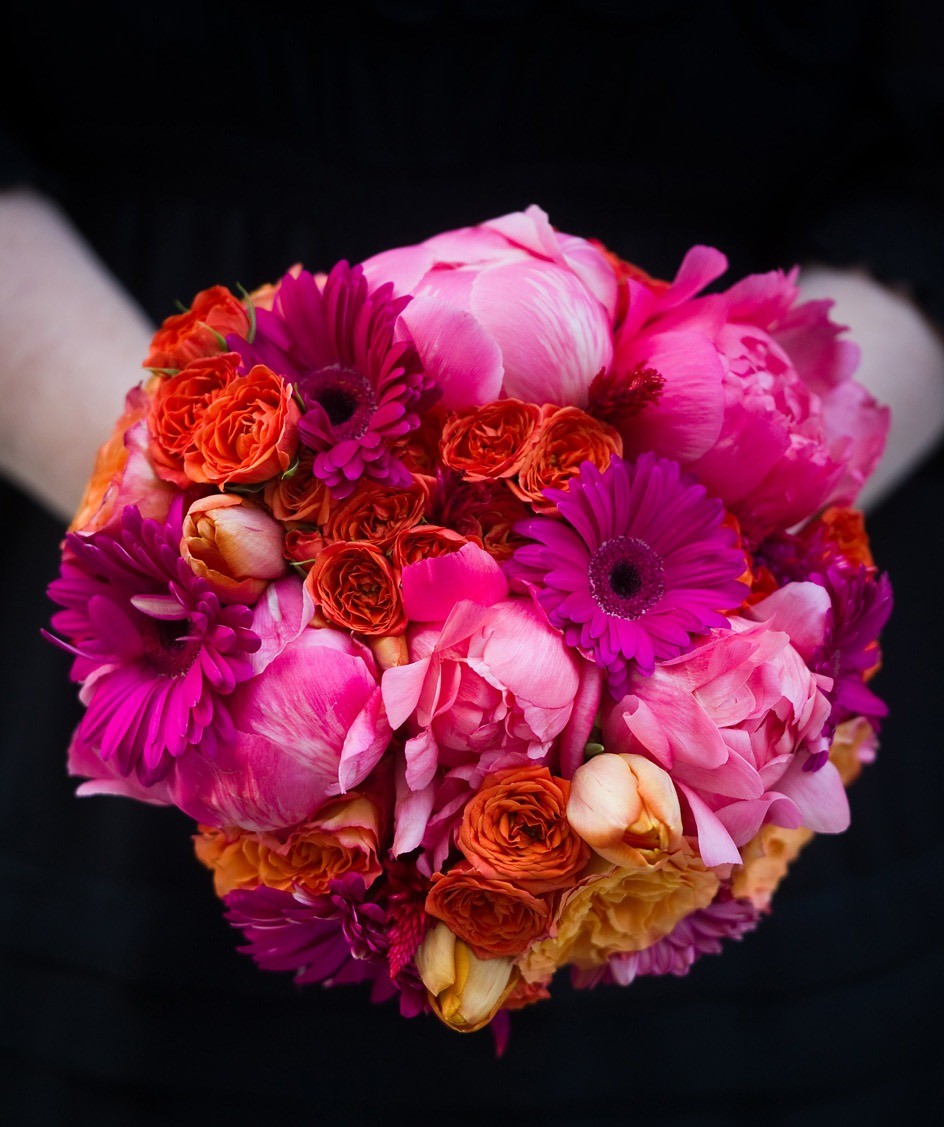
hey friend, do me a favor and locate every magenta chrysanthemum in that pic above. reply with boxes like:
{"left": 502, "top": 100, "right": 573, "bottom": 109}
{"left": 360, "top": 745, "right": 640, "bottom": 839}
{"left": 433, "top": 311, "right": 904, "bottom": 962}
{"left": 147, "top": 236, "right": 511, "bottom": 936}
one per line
{"left": 224, "top": 875, "right": 389, "bottom": 988}
{"left": 46, "top": 502, "right": 260, "bottom": 784}
{"left": 510, "top": 453, "right": 748, "bottom": 695}
{"left": 232, "top": 263, "right": 440, "bottom": 498}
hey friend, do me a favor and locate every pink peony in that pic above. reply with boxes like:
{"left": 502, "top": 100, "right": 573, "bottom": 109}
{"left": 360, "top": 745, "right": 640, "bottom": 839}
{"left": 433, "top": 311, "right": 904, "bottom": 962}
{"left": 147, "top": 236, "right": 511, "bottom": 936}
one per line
{"left": 602, "top": 588, "right": 849, "bottom": 867}
{"left": 362, "top": 205, "right": 617, "bottom": 410}
{"left": 381, "top": 544, "right": 595, "bottom": 870}
{"left": 611, "top": 250, "right": 888, "bottom": 539}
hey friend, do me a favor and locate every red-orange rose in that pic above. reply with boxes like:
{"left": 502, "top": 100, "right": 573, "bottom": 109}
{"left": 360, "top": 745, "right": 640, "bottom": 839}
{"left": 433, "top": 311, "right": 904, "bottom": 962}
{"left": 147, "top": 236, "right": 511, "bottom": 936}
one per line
{"left": 440, "top": 399, "right": 542, "bottom": 481}
{"left": 185, "top": 364, "right": 300, "bottom": 486}
{"left": 510, "top": 405, "right": 622, "bottom": 513}
{"left": 144, "top": 285, "right": 250, "bottom": 370}
{"left": 425, "top": 866, "right": 552, "bottom": 959}
{"left": 305, "top": 541, "right": 406, "bottom": 635}
{"left": 147, "top": 352, "right": 240, "bottom": 486}
{"left": 457, "top": 765, "right": 591, "bottom": 893}
{"left": 323, "top": 476, "right": 428, "bottom": 548}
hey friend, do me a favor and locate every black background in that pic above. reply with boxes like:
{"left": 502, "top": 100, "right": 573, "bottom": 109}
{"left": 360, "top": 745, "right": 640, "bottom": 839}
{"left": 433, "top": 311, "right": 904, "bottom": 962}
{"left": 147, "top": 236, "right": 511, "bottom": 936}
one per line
{"left": 2, "top": 3, "right": 942, "bottom": 1123}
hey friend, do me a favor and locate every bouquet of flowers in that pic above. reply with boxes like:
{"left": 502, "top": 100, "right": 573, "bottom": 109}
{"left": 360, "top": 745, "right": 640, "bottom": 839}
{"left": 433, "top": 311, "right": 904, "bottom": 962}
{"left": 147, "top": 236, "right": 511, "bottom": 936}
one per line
{"left": 47, "top": 206, "right": 892, "bottom": 1039}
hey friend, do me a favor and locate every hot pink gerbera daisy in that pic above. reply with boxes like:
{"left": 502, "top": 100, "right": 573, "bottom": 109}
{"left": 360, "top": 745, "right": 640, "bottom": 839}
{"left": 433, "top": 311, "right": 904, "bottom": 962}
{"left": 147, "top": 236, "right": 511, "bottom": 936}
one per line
{"left": 46, "top": 501, "right": 260, "bottom": 784}
{"left": 510, "top": 453, "right": 748, "bottom": 696}
{"left": 232, "top": 262, "right": 440, "bottom": 498}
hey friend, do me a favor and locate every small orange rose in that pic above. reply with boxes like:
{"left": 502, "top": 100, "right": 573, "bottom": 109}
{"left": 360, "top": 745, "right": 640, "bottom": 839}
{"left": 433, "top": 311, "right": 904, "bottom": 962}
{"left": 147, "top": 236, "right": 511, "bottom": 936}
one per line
{"left": 458, "top": 765, "right": 591, "bottom": 893}
{"left": 425, "top": 866, "right": 552, "bottom": 959}
{"left": 283, "top": 527, "right": 327, "bottom": 569}
{"left": 264, "top": 450, "right": 331, "bottom": 525}
{"left": 510, "top": 406, "right": 622, "bottom": 513}
{"left": 147, "top": 353, "right": 240, "bottom": 486}
{"left": 440, "top": 399, "right": 542, "bottom": 481}
{"left": 144, "top": 285, "right": 250, "bottom": 371}
{"left": 305, "top": 540, "right": 406, "bottom": 635}
{"left": 323, "top": 476, "right": 428, "bottom": 548}
{"left": 394, "top": 405, "right": 449, "bottom": 479}
{"left": 185, "top": 364, "right": 300, "bottom": 486}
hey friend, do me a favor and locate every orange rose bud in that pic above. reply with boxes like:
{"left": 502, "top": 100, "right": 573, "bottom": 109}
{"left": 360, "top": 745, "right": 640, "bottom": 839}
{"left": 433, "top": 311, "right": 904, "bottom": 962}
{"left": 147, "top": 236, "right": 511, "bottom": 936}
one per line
{"left": 323, "top": 476, "right": 428, "bottom": 549}
{"left": 144, "top": 285, "right": 251, "bottom": 371}
{"left": 440, "top": 399, "right": 543, "bottom": 481}
{"left": 391, "top": 525, "right": 473, "bottom": 570}
{"left": 185, "top": 364, "right": 300, "bottom": 486}
{"left": 306, "top": 541, "right": 406, "bottom": 635}
{"left": 264, "top": 450, "right": 331, "bottom": 525}
{"left": 181, "top": 494, "right": 286, "bottom": 604}
{"left": 193, "top": 793, "right": 384, "bottom": 898}
{"left": 425, "top": 866, "right": 552, "bottom": 959}
{"left": 510, "top": 405, "right": 622, "bottom": 513}
{"left": 457, "top": 766, "right": 591, "bottom": 893}
{"left": 147, "top": 353, "right": 240, "bottom": 487}
{"left": 283, "top": 527, "right": 327, "bottom": 569}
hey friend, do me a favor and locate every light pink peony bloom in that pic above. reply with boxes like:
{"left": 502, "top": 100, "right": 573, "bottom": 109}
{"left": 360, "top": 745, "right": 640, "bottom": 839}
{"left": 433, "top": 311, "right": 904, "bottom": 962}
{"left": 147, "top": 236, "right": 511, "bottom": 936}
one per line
{"left": 602, "top": 591, "right": 848, "bottom": 867}
{"left": 381, "top": 544, "right": 592, "bottom": 870}
{"left": 612, "top": 251, "right": 888, "bottom": 539}
{"left": 362, "top": 205, "right": 617, "bottom": 410}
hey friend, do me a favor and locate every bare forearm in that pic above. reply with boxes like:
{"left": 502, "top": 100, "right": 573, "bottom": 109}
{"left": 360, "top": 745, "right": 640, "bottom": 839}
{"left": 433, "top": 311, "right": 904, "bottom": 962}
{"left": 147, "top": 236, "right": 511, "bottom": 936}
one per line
{"left": 0, "top": 190, "right": 153, "bottom": 521}
{"left": 799, "top": 265, "right": 944, "bottom": 511}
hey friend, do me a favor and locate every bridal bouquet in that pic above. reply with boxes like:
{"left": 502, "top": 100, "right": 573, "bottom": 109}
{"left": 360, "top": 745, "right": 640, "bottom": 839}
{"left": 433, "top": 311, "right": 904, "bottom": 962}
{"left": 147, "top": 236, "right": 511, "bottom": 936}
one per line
{"left": 47, "top": 206, "right": 892, "bottom": 1040}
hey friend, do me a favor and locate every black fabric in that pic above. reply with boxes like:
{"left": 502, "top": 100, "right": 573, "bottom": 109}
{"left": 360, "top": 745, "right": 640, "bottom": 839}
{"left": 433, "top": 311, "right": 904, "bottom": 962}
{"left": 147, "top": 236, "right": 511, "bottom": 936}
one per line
{"left": 2, "top": 3, "right": 942, "bottom": 1123}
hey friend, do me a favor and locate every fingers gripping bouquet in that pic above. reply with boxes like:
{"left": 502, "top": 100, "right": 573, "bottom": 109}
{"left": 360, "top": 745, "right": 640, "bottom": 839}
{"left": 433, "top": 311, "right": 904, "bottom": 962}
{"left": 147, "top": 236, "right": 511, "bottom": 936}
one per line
{"left": 48, "top": 206, "right": 892, "bottom": 1039}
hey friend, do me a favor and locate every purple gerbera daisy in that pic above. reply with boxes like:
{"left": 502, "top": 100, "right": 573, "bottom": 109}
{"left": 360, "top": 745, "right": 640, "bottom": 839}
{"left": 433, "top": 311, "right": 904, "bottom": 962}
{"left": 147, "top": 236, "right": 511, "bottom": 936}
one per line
{"left": 231, "top": 262, "right": 440, "bottom": 498}
{"left": 46, "top": 501, "right": 260, "bottom": 785}
{"left": 510, "top": 453, "right": 748, "bottom": 696}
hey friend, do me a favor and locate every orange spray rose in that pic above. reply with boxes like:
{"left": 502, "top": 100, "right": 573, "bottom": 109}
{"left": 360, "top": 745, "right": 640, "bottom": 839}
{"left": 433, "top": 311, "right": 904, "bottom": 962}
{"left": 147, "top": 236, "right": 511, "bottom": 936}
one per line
{"left": 457, "top": 765, "right": 591, "bottom": 893}
{"left": 305, "top": 541, "right": 406, "bottom": 635}
{"left": 185, "top": 364, "right": 300, "bottom": 486}
{"left": 510, "top": 405, "right": 622, "bottom": 513}
{"left": 440, "top": 399, "right": 543, "bottom": 481}
{"left": 425, "top": 866, "right": 552, "bottom": 959}
{"left": 144, "top": 285, "right": 250, "bottom": 371}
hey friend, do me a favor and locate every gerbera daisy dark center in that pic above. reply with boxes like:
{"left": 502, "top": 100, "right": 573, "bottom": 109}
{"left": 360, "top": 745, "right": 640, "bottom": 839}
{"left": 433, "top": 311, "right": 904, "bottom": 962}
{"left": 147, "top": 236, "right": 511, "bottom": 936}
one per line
{"left": 141, "top": 616, "right": 202, "bottom": 679}
{"left": 589, "top": 536, "right": 665, "bottom": 619}
{"left": 304, "top": 365, "right": 377, "bottom": 439}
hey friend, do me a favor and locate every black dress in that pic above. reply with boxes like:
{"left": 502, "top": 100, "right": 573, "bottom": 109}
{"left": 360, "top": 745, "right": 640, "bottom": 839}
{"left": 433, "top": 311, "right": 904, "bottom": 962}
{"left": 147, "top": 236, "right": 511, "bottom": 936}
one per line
{"left": 2, "top": 4, "right": 942, "bottom": 1123}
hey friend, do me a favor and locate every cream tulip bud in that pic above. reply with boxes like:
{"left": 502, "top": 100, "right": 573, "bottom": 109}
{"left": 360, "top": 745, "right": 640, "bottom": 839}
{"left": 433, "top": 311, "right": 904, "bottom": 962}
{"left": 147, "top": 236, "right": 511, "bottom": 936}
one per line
{"left": 567, "top": 752, "right": 683, "bottom": 869}
{"left": 181, "top": 494, "right": 286, "bottom": 604}
{"left": 415, "top": 922, "right": 517, "bottom": 1032}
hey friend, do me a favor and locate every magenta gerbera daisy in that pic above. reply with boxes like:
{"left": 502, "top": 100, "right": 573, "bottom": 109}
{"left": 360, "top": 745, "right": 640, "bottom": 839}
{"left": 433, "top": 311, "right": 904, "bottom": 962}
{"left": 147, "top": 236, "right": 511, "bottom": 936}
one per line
{"left": 510, "top": 453, "right": 748, "bottom": 696}
{"left": 46, "top": 501, "right": 260, "bottom": 784}
{"left": 231, "top": 262, "right": 440, "bottom": 498}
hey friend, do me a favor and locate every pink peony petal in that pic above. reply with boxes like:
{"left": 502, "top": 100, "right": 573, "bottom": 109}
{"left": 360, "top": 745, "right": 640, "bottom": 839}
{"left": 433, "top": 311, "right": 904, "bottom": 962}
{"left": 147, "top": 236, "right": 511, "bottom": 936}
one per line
{"left": 401, "top": 542, "right": 508, "bottom": 623}
{"left": 399, "top": 295, "right": 504, "bottom": 409}
{"left": 472, "top": 259, "right": 613, "bottom": 406}
{"left": 677, "top": 783, "right": 743, "bottom": 867}
{"left": 249, "top": 576, "right": 315, "bottom": 676}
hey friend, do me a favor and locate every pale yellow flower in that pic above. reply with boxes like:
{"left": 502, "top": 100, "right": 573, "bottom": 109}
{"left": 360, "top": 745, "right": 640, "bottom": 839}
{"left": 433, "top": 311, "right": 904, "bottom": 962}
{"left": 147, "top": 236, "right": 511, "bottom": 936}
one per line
{"left": 517, "top": 846, "right": 718, "bottom": 983}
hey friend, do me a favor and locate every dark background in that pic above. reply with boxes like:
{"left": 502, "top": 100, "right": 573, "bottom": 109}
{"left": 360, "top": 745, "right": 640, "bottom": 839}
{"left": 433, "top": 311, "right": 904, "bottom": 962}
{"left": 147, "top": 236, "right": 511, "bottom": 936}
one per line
{"left": 2, "top": 3, "right": 942, "bottom": 1123}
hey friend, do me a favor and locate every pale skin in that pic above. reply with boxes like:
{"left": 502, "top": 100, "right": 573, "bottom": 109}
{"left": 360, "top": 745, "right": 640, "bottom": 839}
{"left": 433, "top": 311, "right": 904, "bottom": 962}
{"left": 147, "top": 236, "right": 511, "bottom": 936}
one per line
{"left": 1, "top": 188, "right": 942, "bottom": 525}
